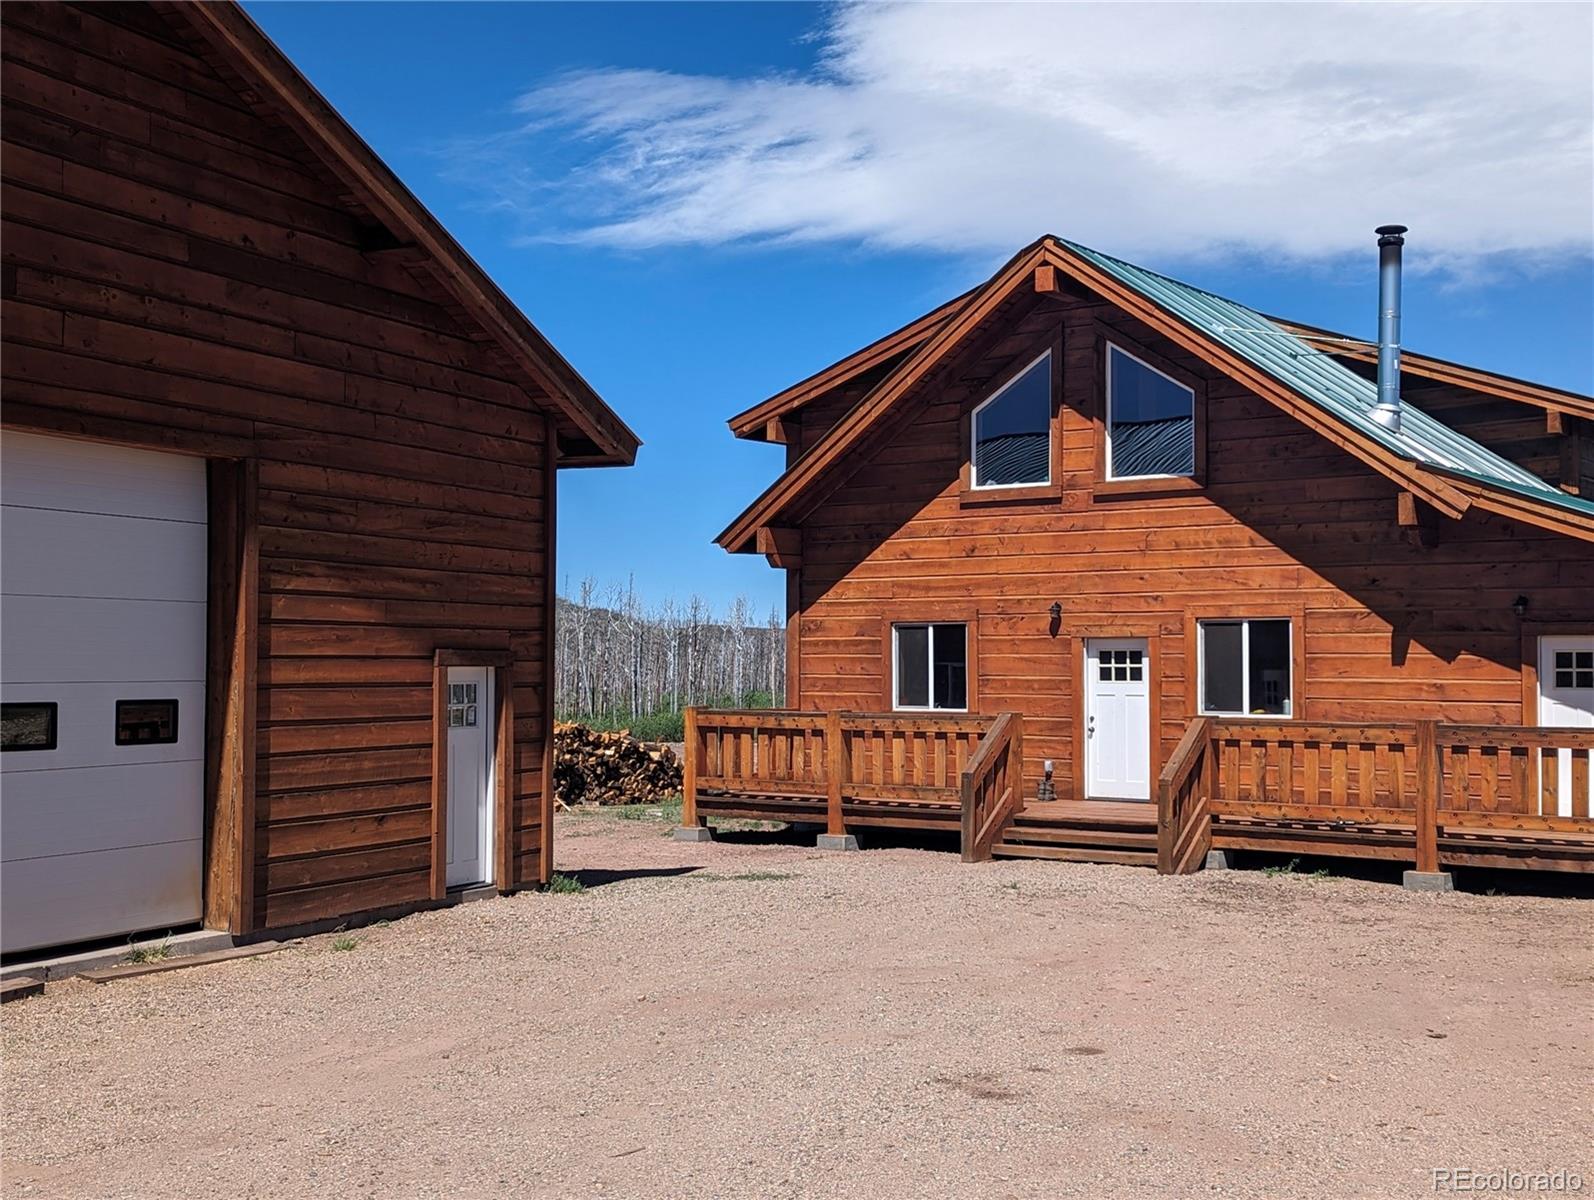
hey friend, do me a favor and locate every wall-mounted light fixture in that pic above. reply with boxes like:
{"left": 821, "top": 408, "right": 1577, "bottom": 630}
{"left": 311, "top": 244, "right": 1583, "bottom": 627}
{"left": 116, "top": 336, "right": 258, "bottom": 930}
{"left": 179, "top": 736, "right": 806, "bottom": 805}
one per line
{"left": 1048, "top": 601, "right": 1062, "bottom": 622}
{"left": 1512, "top": 595, "right": 1530, "bottom": 619}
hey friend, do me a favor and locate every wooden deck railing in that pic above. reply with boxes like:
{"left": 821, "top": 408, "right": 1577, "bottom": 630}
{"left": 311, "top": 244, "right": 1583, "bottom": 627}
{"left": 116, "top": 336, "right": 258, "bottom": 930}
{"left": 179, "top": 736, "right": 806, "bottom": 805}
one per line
{"left": 1156, "top": 716, "right": 1213, "bottom": 874}
{"left": 959, "top": 712, "right": 1023, "bottom": 863}
{"left": 1157, "top": 717, "right": 1594, "bottom": 874}
{"left": 683, "top": 707, "right": 1020, "bottom": 855}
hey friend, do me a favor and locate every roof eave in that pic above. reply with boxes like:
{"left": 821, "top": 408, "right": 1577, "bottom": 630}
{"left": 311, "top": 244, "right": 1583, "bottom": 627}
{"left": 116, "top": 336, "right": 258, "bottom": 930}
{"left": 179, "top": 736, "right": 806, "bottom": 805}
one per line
{"left": 1268, "top": 316, "right": 1594, "bottom": 421}
{"left": 170, "top": 2, "right": 640, "bottom": 469}
{"left": 726, "top": 289, "right": 977, "bottom": 441}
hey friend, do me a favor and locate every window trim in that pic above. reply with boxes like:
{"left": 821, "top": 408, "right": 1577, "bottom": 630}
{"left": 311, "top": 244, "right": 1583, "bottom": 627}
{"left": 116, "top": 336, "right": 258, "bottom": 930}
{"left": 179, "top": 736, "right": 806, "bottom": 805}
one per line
{"left": 968, "top": 348, "right": 1055, "bottom": 492}
{"left": 890, "top": 621, "right": 970, "bottom": 713}
{"left": 1196, "top": 618, "right": 1296, "bottom": 718}
{"left": 1, "top": 701, "right": 59, "bottom": 753}
{"left": 1104, "top": 340, "right": 1198, "bottom": 483}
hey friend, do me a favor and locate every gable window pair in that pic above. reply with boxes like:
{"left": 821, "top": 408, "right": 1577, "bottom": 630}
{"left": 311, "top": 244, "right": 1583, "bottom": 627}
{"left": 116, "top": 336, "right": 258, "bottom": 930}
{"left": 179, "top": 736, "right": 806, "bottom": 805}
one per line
{"left": 968, "top": 343, "right": 1197, "bottom": 488}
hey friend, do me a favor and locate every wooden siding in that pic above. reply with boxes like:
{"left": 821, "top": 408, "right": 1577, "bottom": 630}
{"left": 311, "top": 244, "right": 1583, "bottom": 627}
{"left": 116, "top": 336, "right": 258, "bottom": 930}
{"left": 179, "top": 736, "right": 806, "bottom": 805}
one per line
{"left": 1, "top": 2, "right": 555, "bottom": 930}
{"left": 785, "top": 286, "right": 1594, "bottom": 802}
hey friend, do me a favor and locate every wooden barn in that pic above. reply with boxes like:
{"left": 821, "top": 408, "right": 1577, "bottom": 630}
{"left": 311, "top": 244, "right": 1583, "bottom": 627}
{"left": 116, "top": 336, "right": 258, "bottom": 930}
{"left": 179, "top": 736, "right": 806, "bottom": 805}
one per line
{"left": 0, "top": 1, "right": 638, "bottom": 954}
{"left": 689, "top": 233, "right": 1594, "bottom": 882}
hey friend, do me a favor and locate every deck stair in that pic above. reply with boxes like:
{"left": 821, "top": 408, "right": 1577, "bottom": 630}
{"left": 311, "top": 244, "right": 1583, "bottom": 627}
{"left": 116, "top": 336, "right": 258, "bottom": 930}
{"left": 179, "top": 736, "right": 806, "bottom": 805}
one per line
{"left": 990, "top": 800, "right": 1159, "bottom": 866}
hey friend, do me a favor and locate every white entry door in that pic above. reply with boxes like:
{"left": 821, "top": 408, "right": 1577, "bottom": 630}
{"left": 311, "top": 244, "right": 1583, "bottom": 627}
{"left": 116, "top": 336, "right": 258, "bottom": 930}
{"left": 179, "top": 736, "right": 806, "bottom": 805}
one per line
{"left": 1085, "top": 638, "right": 1151, "bottom": 800}
{"left": 1539, "top": 636, "right": 1594, "bottom": 818}
{"left": 445, "top": 666, "right": 494, "bottom": 888}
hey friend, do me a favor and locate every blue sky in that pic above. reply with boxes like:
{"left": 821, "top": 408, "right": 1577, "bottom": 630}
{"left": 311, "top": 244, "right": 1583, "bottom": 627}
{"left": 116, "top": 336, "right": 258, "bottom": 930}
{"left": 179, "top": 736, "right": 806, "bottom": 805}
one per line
{"left": 246, "top": 2, "right": 1593, "bottom": 617}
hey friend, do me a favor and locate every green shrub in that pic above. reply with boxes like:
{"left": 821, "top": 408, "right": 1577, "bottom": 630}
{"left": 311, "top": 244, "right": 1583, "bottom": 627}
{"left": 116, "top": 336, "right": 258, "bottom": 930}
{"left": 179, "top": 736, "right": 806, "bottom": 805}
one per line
{"left": 545, "top": 872, "right": 586, "bottom": 894}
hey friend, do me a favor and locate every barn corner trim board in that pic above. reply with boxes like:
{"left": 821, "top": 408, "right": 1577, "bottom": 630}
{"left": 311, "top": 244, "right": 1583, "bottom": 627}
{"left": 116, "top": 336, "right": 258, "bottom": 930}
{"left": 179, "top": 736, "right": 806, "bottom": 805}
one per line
{"left": 0, "top": 1, "right": 634, "bottom": 953}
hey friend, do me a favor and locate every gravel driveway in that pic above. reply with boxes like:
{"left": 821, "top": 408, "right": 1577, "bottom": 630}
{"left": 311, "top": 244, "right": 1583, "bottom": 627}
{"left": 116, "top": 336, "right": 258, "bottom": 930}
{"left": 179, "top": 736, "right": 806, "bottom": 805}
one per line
{"left": 4, "top": 811, "right": 1590, "bottom": 1199}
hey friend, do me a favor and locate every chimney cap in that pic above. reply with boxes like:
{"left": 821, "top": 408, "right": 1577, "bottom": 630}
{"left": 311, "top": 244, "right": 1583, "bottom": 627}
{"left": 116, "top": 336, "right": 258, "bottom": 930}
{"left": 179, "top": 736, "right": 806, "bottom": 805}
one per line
{"left": 1376, "top": 224, "right": 1408, "bottom": 245}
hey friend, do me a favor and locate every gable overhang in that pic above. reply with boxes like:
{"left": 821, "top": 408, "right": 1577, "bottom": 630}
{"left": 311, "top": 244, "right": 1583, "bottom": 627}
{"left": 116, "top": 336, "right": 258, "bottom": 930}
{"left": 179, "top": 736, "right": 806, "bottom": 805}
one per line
{"left": 166, "top": 2, "right": 640, "bottom": 468}
{"left": 1269, "top": 317, "right": 1594, "bottom": 422}
{"left": 720, "top": 237, "right": 1594, "bottom": 553}
{"left": 717, "top": 238, "right": 1055, "bottom": 552}
{"left": 727, "top": 289, "right": 973, "bottom": 442}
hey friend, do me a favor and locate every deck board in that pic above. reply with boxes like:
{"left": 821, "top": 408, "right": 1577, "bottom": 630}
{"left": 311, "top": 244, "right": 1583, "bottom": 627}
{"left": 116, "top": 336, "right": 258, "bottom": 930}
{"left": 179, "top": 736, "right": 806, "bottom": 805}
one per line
{"left": 1013, "top": 800, "right": 1157, "bottom": 828}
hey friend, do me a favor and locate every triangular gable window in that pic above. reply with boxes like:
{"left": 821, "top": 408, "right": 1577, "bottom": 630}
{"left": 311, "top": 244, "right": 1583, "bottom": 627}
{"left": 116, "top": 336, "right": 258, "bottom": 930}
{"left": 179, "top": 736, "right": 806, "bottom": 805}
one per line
{"left": 971, "top": 351, "right": 1051, "bottom": 488}
{"left": 1106, "top": 344, "right": 1195, "bottom": 479}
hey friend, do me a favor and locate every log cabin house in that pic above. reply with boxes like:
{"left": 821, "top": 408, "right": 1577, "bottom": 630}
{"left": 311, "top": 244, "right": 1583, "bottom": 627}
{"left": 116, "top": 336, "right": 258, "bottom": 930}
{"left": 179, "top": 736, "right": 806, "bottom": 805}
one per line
{"left": 0, "top": 1, "right": 638, "bottom": 955}
{"left": 687, "top": 233, "right": 1594, "bottom": 882}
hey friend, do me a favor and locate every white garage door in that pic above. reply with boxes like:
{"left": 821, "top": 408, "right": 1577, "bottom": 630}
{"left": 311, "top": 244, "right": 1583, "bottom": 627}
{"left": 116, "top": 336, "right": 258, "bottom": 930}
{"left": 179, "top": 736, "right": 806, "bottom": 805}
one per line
{"left": 1, "top": 432, "right": 207, "bottom": 954}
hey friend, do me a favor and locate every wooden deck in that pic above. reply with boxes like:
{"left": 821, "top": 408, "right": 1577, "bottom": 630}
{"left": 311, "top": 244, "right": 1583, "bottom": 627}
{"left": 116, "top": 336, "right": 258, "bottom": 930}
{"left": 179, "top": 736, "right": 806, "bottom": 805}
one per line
{"left": 685, "top": 708, "right": 1594, "bottom": 876}
{"left": 1160, "top": 718, "right": 1594, "bottom": 875}
{"left": 683, "top": 707, "right": 1024, "bottom": 859}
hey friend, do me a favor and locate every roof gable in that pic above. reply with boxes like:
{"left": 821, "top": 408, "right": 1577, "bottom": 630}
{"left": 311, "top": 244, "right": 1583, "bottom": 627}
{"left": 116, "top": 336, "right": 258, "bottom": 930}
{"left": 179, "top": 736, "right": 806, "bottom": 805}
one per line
{"left": 719, "top": 236, "right": 1594, "bottom": 551}
{"left": 728, "top": 289, "right": 975, "bottom": 442}
{"left": 165, "top": 2, "right": 638, "bottom": 467}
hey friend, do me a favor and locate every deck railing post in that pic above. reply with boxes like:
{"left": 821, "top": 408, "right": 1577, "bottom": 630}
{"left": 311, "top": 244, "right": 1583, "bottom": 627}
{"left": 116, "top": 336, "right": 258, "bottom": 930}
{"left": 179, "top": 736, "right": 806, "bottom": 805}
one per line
{"left": 681, "top": 706, "right": 702, "bottom": 827}
{"left": 1404, "top": 718, "right": 1451, "bottom": 890}
{"left": 672, "top": 706, "right": 714, "bottom": 843}
{"left": 825, "top": 710, "right": 846, "bottom": 837}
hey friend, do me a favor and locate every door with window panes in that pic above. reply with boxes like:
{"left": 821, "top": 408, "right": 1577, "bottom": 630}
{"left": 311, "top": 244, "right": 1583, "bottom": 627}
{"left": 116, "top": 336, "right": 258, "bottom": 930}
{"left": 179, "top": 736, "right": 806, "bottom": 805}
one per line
{"left": 1085, "top": 639, "right": 1150, "bottom": 800}
{"left": 1538, "top": 636, "right": 1594, "bottom": 817}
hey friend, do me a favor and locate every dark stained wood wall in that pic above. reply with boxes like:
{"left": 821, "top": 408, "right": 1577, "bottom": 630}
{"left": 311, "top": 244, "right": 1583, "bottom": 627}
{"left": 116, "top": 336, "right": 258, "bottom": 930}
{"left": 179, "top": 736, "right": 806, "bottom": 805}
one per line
{"left": 785, "top": 287, "right": 1594, "bottom": 801}
{"left": 1, "top": 2, "right": 556, "bottom": 929}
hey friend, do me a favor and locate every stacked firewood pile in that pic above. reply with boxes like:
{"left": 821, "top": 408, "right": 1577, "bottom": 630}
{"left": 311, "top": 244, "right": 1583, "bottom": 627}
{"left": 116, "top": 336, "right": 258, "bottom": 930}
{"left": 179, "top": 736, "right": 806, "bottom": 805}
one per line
{"left": 552, "top": 722, "right": 683, "bottom": 807}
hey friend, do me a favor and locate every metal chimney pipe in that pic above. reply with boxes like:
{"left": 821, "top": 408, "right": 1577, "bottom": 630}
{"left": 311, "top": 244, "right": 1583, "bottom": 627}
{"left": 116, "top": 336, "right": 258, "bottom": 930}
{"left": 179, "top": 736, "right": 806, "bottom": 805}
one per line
{"left": 1370, "top": 224, "right": 1408, "bottom": 433}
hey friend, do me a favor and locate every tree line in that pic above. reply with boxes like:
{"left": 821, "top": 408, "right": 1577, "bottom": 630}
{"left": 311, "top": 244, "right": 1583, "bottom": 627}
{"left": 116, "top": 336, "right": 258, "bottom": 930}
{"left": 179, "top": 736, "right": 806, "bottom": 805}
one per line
{"left": 554, "top": 578, "right": 784, "bottom": 737}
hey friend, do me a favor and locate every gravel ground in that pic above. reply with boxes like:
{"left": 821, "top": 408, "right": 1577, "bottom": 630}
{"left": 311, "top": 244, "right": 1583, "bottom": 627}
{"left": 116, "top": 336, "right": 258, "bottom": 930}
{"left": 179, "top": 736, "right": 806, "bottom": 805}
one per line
{"left": 4, "top": 811, "right": 1591, "bottom": 1199}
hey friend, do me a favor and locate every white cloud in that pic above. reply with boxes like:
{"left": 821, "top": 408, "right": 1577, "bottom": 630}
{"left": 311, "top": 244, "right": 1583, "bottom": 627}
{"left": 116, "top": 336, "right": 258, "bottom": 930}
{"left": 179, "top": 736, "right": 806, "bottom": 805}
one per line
{"left": 461, "top": 2, "right": 1593, "bottom": 271}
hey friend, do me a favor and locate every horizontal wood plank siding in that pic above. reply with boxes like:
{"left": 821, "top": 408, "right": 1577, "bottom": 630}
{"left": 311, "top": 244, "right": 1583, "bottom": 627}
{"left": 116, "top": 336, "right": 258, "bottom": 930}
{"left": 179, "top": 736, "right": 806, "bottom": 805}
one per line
{"left": 1, "top": 2, "right": 553, "bottom": 929}
{"left": 789, "top": 289, "right": 1594, "bottom": 801}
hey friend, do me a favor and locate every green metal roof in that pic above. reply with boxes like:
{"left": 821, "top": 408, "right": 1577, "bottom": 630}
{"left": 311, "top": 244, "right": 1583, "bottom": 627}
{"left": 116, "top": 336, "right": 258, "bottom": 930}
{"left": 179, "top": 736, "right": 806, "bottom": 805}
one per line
{"left": 1059, "top": 238, "right": 1594, "bottom": 521}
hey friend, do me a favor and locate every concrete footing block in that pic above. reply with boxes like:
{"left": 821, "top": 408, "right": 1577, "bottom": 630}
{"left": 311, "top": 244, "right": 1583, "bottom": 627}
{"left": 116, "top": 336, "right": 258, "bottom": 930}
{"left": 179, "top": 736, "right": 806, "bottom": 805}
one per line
{"left": 1204, "top": 850, "right": 1233, "bottom": 871}
{"left": 816, "top": 833, "right": 860, "bottom": 851}
{"left": 1402, "top": 869, "right": 1454, "bottom": 893}
{"left": 673, "top": 826, "right": 714, "bottom": 843}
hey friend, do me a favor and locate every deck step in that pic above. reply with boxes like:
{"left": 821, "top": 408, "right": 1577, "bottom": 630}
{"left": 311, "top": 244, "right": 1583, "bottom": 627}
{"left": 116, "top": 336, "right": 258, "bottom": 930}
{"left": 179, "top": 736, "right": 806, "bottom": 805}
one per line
{"left": 991, "top": 841, "right": 1156, "bottom": 866}
{"left": 1002, "top": 824, "right": 1157, "bottom": 847}
{"left": 1011, "top": 802, "right": 1157, "bottom": 830}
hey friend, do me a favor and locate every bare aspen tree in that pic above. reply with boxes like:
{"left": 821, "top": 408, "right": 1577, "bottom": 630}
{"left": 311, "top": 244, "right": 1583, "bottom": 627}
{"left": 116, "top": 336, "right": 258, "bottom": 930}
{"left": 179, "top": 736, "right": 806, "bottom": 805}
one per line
{"left": 554, "top": 582, "right": 785, "bottom": 721}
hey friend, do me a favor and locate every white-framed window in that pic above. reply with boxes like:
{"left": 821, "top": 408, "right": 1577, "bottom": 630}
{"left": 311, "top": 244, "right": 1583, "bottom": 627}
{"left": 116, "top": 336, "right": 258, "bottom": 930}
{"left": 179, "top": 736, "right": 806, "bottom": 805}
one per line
{"left": 971, "top": 350, "right": 1051, "bottom": 488}
{"left": 1106, "top": 343, "right": 1195, "bottom": 480}
{"left": 893, "top": 622, "right": 968, "bottom": 711}
{"left": 1199, "top": 619, "right": 1292, "bottom": 716}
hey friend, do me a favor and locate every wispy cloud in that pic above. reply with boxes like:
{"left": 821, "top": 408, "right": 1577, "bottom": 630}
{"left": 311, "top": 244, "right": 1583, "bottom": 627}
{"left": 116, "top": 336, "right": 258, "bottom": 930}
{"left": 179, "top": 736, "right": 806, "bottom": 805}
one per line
{"left": 454, "top": 2, "right": 1593, "bottom": 273}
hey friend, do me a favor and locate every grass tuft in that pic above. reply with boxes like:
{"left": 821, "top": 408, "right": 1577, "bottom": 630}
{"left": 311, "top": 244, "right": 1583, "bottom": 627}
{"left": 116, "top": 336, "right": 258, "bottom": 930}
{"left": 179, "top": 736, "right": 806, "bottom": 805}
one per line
{"left": 123, "top": 937, "right": 172, "bottom": 964}
{"left": 545, "top": 872, "right": 586, "bottom": 894}
{"left": 331, "top": 935, "right": 360, "bottom": 952}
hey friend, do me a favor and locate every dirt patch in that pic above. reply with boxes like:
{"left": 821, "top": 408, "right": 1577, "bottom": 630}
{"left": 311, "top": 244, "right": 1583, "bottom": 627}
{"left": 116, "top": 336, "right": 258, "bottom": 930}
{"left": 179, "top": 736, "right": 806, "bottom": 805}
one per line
{"left": 3, "top": 812, "right": 1590, "bottom": 1199}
